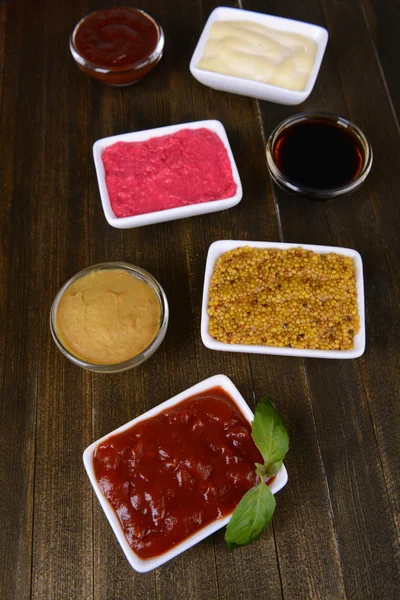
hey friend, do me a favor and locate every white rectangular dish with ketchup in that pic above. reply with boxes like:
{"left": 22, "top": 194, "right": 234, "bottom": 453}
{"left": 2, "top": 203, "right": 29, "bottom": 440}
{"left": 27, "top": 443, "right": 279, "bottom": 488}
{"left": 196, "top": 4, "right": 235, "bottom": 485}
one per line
{"left": 93, "top": 120, "right": 242, "bottom": 229}
{"left": 190, "top": 7, "right": 328, "bottom": 105}
{"left": 83, "top": 374, "right": 288, "bottom": 572}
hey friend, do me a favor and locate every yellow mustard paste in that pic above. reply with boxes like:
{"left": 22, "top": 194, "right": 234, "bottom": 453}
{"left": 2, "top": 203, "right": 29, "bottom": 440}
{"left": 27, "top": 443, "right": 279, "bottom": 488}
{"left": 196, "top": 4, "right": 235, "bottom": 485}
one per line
{"left": 56, "top": 269, "right": 161, "bottom": 365}
{"left": 199, "top": 20, "right": 317, "bottom": 91}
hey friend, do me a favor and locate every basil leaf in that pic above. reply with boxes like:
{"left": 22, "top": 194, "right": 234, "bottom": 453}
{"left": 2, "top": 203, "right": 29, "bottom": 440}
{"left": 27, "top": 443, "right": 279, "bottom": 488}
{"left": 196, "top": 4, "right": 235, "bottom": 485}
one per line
{"left": 251, "top": 397, "right": 289, "bottom": 467}
{"left": 255, "top": 460, "right": 283, "bottom": 479}
{"left": 225, "top": 481, "right": 276, "bottom": 551}
{"left": 265, "top": 460, "right": 283, "bottom": 478}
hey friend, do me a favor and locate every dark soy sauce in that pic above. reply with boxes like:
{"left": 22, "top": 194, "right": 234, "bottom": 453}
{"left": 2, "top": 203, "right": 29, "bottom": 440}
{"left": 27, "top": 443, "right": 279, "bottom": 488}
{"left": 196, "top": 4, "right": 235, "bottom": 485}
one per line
{"left": 273, "top": 119, "right": 364, "bottom": 191}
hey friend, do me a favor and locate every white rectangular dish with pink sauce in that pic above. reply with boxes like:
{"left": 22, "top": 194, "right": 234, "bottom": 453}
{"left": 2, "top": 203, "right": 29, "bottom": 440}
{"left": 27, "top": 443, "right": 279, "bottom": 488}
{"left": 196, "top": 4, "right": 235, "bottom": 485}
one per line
{"left": 93, "top": 120, "right": 242, "bottom": 229}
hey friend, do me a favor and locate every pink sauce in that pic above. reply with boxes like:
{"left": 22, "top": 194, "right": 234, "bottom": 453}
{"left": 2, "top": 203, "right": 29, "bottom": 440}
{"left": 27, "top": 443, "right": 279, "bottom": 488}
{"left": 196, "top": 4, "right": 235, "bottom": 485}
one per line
{"left": 102, "top": 128, "right": 237, "bottom": 218}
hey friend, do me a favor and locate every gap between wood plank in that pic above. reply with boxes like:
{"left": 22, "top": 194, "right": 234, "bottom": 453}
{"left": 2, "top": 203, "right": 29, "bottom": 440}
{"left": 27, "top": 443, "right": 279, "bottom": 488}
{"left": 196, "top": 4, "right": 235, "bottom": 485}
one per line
{"left": 29, "top": 15, "right": 49, "bottom": 600}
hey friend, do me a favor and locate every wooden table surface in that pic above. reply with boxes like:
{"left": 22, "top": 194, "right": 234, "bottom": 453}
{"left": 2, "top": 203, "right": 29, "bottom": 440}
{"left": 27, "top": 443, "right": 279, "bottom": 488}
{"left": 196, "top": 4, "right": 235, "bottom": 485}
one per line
{"left": 1, "top": 0, "right": 400, "bottom": 598}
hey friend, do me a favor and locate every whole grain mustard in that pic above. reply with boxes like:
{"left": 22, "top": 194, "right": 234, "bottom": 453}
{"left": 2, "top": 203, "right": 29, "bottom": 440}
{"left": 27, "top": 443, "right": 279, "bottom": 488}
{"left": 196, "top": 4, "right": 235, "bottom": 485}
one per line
{"left": 207, "top": 247, "right": 360, "bottom": 350}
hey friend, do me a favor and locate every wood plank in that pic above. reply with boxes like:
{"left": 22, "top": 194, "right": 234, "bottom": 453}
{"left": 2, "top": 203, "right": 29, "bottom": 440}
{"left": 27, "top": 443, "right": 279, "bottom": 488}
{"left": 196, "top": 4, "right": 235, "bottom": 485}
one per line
{"left": 182, "top": 101, "right": 284, "bottom": 600}
{"left": 85, "top": 1, "right": 219, "bottom": 597}
{"left": 0, "top": 1, "right": 7, "bottom": 103}
{"left": 181, "top": 2, "right": 346, "bottom": 597}
{"left": 360, "top": 0, "right": 400, "bottom": 123}
{"left": 167, "top": 0, "right": 347, "bottom": 596}
{"left": 250, "top": 357, "right": 347, "bottom": 600}
{"left": 163, "top": 0, "right": 283, "bottom": 596}
{"left": 245, "top": 0, "right": 400, "bottom": 597}
{"left": 1, "top": 0, "right": 398, "bottom": 598}
{"left": 87, "top": 0, "right": 278, "bottom": 596}
{"left": 31, "top": 1, "right": 93, "bottom": 598}
{"left": 0, "top": 1, "right": 44, "bottom": 598}
{"left": 319, "top": 0, "right": 400, "bottom": 587}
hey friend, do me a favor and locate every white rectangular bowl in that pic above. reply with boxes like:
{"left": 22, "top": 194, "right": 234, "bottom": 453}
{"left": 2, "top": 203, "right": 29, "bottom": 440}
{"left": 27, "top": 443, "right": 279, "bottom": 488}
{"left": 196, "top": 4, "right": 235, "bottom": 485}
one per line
{"left": 190, "top": 6, "right": 328, "bottom": 105}
{"left": 93, "top": 120, "right": 242, "bottom": 229}
{"left": 83, "top": 374, "right": 288, "bottom": 572}
{"left": 201, "top": 241, "right": 365, "bottom": 359}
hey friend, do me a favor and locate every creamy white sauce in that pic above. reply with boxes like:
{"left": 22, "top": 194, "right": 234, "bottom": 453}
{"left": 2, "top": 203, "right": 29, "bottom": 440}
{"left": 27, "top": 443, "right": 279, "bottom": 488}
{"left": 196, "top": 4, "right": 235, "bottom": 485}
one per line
{"left": 198, "top": 20, "right": 317, "bottom": 91}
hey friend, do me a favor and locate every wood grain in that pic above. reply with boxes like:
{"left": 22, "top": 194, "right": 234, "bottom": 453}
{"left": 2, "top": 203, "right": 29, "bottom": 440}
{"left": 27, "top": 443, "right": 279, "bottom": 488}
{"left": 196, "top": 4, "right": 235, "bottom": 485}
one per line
{"left": 245, "top": 0, "right": 400, "bottom": 598}
{"left": 360, "top": 0, "right": 400, "bottom": 124}
{"left": 0, "top": 1, "right": 44, "bottom": 598}
{"left": 31, "top": 0, "right": 93, "bottom": 597}
{"left": 0, "top": 0, "right": 399, "bottom": 598}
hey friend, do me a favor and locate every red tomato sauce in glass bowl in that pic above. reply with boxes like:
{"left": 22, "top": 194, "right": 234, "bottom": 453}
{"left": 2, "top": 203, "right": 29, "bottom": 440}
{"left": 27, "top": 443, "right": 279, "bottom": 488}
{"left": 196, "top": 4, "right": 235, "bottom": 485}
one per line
{"left": 70, "top": 7, "right": 164, "bottom": 86}
{"left": 93, "top": 386, "right": 263, "bottom": 560}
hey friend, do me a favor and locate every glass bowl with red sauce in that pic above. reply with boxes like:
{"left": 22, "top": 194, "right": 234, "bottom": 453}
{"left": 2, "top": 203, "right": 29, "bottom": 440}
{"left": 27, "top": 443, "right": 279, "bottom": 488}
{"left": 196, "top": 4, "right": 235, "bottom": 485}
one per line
{"left": 69, "top": 7, "right": 164, "bottom": 86}
{"left": 266, "top": 112, "right": 373, "bottom": 198}
{"left": 83, "top": 375, "right": 288, "bottom": 572}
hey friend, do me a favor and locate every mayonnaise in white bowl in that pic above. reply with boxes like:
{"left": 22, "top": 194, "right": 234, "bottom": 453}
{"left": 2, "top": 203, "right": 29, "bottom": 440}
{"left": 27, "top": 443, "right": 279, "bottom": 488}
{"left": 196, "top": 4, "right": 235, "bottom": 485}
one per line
{"left": 198, "top": 20, "right": 317, "bottom": 92}
{"left": 190, "top": 7, "right": 328, "bottom": 105}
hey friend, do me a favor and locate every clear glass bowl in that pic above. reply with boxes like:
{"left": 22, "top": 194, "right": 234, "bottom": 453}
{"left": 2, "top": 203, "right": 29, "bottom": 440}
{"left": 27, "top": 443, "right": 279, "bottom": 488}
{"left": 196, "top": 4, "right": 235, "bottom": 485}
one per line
{"left": 69, "top": 8, "right": 165, "bottom": 86}
{"left": 50, "top": 262, "right": 169, "bottom": 373}
{"left": 266, "top": 112, "right": 373, "bottom": 198}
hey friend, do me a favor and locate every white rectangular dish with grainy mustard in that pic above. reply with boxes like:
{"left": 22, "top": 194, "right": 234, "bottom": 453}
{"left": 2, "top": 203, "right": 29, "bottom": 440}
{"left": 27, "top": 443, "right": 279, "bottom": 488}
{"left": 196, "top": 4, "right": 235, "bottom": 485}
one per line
{"left": 201, "top": 240, "right": 365, "bottom": 359}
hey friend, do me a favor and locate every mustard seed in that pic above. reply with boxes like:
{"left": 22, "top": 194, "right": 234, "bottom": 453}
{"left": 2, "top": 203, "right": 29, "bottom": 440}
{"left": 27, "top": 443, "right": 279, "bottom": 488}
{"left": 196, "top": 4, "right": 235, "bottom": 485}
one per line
{"left": 207, "top": 247, "right": 360, "bottom": 350}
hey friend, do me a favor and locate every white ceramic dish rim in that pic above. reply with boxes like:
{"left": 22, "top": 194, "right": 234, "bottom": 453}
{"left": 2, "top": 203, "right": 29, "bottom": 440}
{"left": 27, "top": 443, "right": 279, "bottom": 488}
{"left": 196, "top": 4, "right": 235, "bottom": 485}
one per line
{"left": 201, "top": 241, "right": 365, "bottom": 359}
{"left": 189, "top": 6, "right": 329, "bottom": 104}
{"left": 83, "top": 374, "right": 288, "bottom": 572}
{"left": 93, "top": 120, "right": 243, "bottom": 229}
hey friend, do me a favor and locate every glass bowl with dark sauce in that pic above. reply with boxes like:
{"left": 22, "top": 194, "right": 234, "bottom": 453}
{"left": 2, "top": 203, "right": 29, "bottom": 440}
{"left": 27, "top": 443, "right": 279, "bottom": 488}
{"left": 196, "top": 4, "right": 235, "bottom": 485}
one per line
{"left": 70, "top": 7, "right": 164, "bottom": 86}
{"left": 266, "top": 112, "right": 373, "bottom": 198}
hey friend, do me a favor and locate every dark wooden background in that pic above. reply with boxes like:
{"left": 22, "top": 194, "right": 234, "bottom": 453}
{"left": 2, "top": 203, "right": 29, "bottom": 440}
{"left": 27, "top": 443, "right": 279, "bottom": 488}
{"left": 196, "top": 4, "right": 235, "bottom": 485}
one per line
{"left": 1, "top": 0, "right": 399, "bottom": 598}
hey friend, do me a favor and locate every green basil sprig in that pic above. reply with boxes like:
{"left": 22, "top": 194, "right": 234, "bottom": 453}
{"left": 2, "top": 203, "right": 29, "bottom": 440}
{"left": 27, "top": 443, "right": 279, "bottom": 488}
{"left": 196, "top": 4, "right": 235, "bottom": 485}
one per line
{"left": 225, "top": 397, "right": 289, "bottom": 551}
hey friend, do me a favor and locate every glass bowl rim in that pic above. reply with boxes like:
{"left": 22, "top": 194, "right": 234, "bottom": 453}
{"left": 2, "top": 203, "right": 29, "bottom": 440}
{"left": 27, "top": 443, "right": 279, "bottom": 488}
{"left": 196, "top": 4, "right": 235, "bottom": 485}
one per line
{"left": 266, "top": 111, "right": 373, "bottom": 198}
{"left": 50, "top": 262, "right": 169, "bottom": 373}
{"left": 69, "top": 7, "right": 165, "bottom": 74}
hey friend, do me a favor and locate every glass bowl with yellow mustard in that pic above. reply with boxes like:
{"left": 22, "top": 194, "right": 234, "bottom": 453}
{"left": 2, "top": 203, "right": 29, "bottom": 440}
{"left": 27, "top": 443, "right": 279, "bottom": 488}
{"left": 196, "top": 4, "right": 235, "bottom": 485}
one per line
{"left": 50, "top": 263, "right": 168, "bottom": 373}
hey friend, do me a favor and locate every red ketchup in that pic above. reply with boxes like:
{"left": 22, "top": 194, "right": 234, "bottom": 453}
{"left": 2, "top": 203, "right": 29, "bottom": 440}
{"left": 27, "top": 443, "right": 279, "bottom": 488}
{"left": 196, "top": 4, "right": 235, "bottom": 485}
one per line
{"left": 93, "top": 387, "right": 263, "bottom": 559}
{"left": 71, "top": 8, "right": 163, "bottom": 85}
